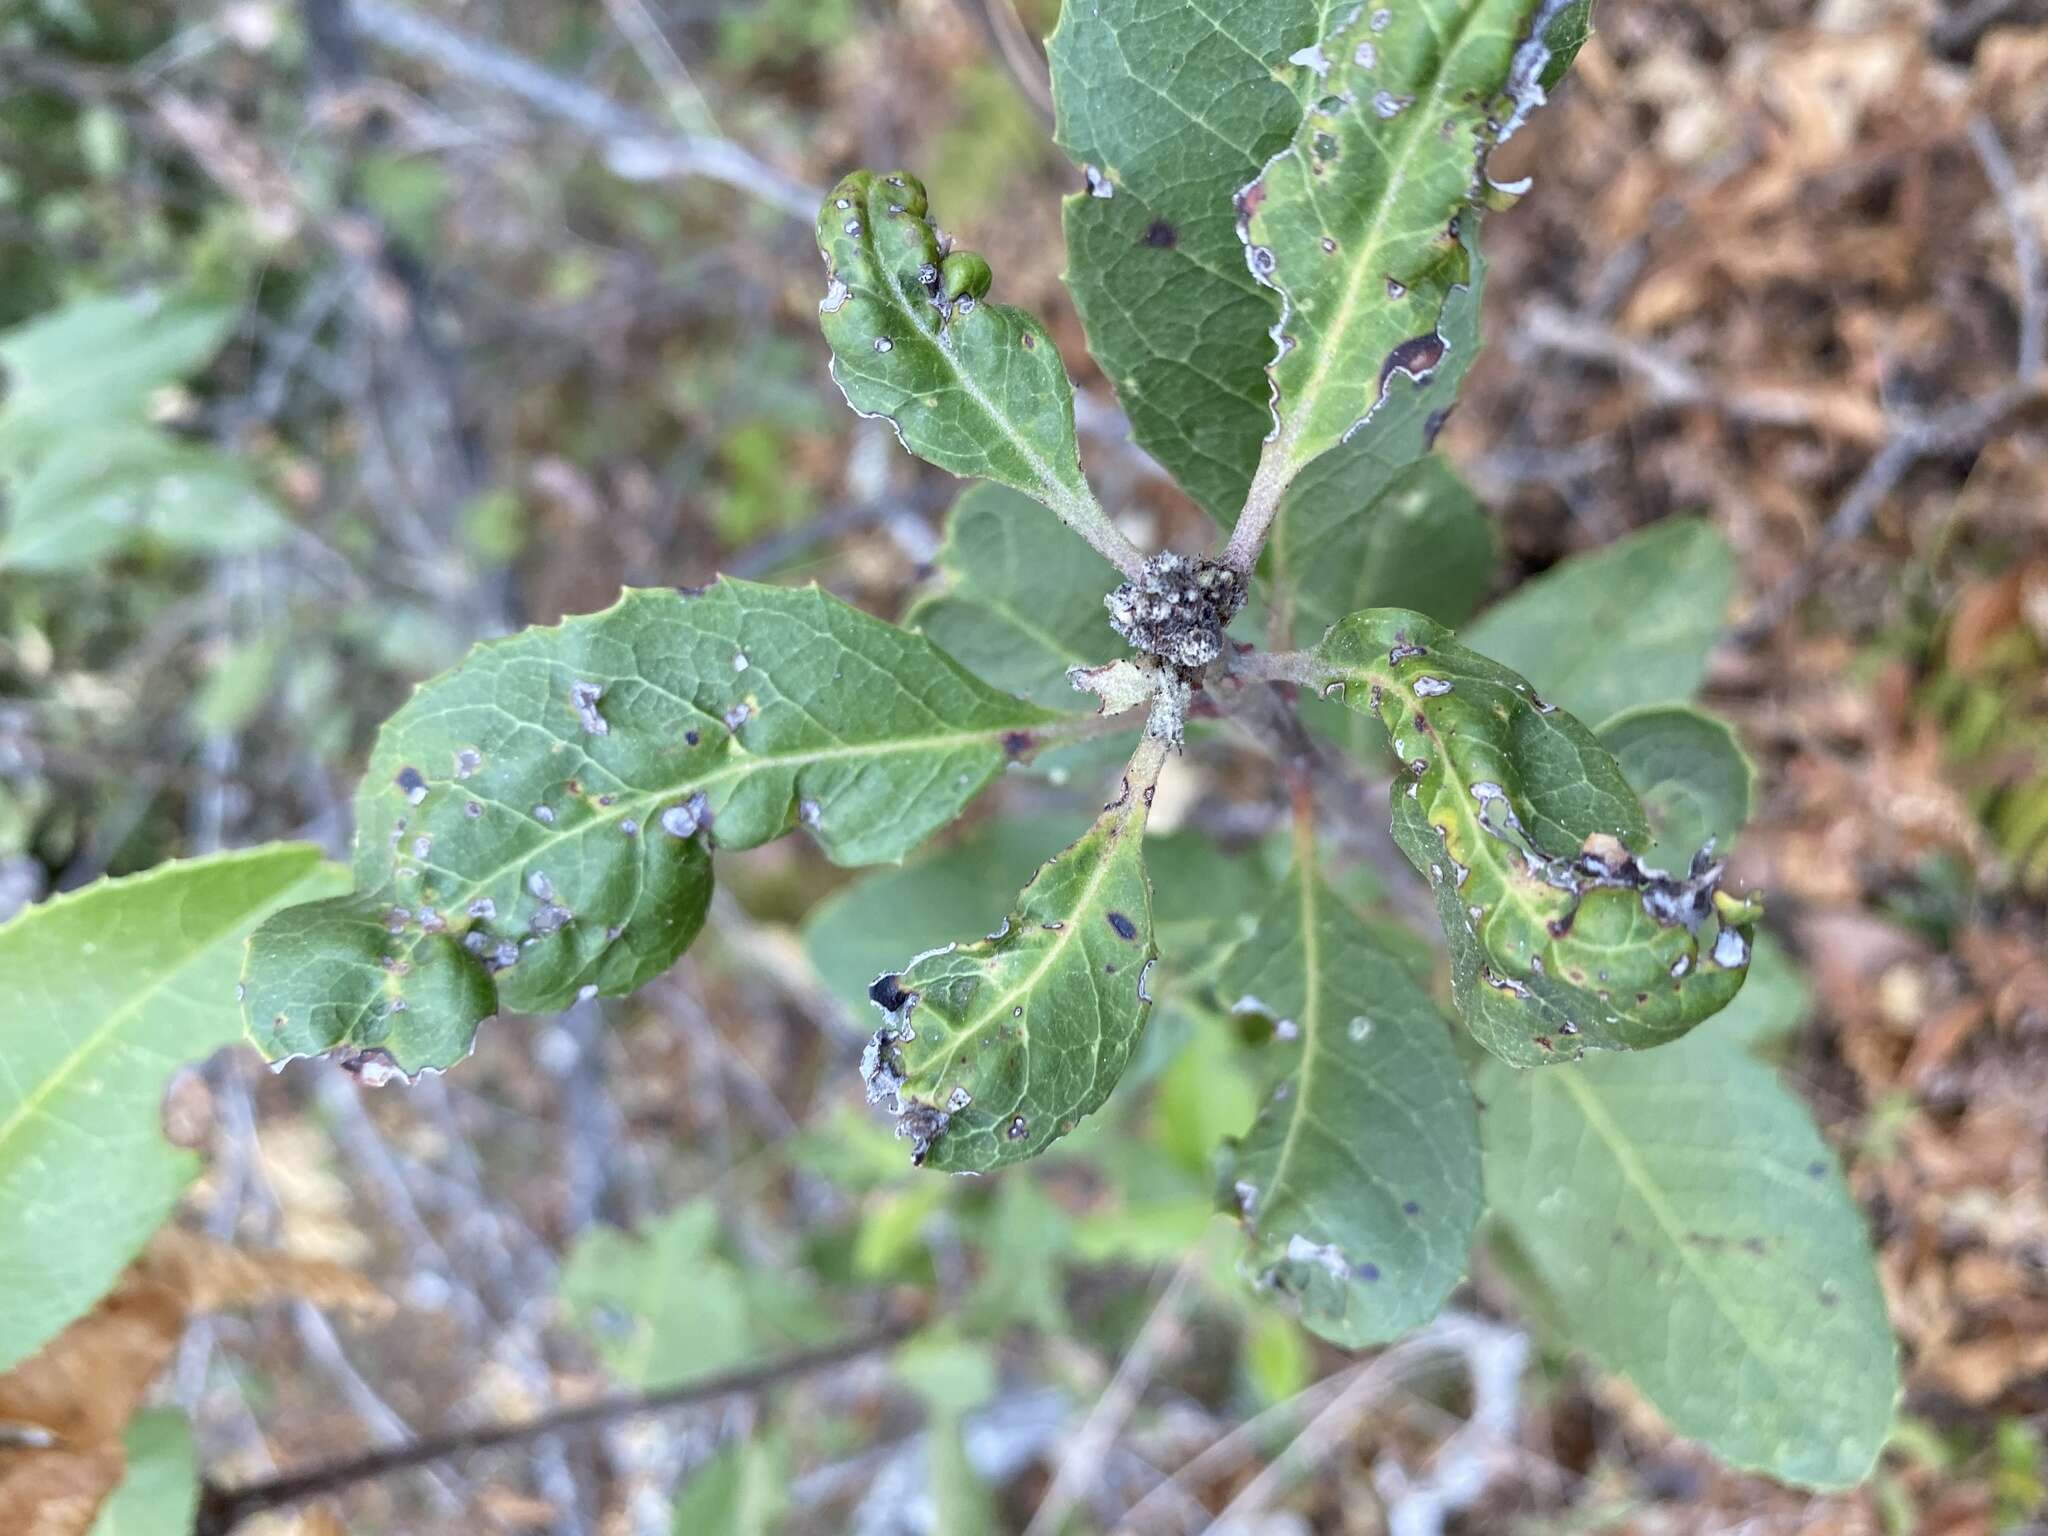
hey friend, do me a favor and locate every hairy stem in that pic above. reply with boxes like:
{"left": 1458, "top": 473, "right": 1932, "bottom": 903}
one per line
{"left": 191, "top": 1322, "right": 912, "bottom": 1535}
{"left": 1220, "top": 436, "right": 1299, "bottom": 575}
{"left": 1054, "top": 483, "right": 1150, "bottom": 580}
{"left": 1230, "top": 647, "right": 1317, "bottom": 684}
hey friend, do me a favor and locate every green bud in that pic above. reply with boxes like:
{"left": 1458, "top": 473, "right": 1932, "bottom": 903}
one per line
{"left": 879, "top": 171, "right": 927, "bottom": 219}
{"left": 940, "top": 251, "right": 992, "bottom": 303}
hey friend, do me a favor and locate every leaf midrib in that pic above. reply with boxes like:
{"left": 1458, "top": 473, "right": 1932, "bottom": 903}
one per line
{"left": 383, "top": 713, "right": 1058, "bottom": 907}
{"left": 915, "top": 803, "right": 1137, "bottom": 1085}
{"left": 1549, "top": 1066, "right": 1801, "bottom": 1398}
{"left": 849, "top": 210, "right": 1085, "bottom": 525}
{"left": 0, "top": 857, "right": 310, "bottom": 1163}
{"left": 1259, "top": 859, "right": 1325, "bottom": 1227}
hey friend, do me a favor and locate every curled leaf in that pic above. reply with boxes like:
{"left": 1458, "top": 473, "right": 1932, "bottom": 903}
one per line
{"left": 244, "top": 581, "right": 1060, "bottom": 1078}
{"left": 862, "top": 745, "right": 1165, "bottom": 1172}
{"left": 1306, "top": 609, "right": 1758, "bottom": 1064}
{"left": 815, "top": 172, "right": 1098, "bottom": 544}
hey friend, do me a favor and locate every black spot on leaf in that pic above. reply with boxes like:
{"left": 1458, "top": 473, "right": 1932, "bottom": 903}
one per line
{"left": 1107, "top": 910, "right": 1137, "bottom": 941}
{"left": 1144, "top": 219, "right": 1177, "bottom": 248}
{"left": 1379, "top": 332, "right": 1447, "bottom": 392}
{"left": 869, "top": 973, "right": 912, "bottom": 1013}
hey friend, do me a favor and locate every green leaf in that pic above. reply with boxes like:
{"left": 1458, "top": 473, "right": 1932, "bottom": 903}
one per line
{"left": 906, "top": 483, "right": 1115, "bottom": 707}
{"left": 803, "top": 815, "right": 1075, "bottom": 1012}
{"left": 1600, "top": 704, "right": 1754, "bottom": 868}
{"left": 896, "top": 1332, "right": 1000, "bottom": 1416}
{"left": 1047, "top": 0, "right": 1326, "bottom": 522}
{"left": 1463, "top": 517, "right": 1736, "bottom": 721}
{"left": 90, "top": 1411, "right": 200, "bottom": 1536}
{"left": 0, "top": 843, "right": 344, "bottom": 1374}
{"left": 1274, "top": 453, "right": 1495, "bottom": 645}
{"left": 1306, "top": 609, "right": 1759, "bottom": 1065}
{"left": 670, "top": 1434, "right": 789, "bottom": 1536}
{"left": 1154, "top": 1000, "right": 1260, "bottom": 1178}
{"left": 966, "top": 1175, "right": 1072, "bottom": 1336}
{"left": 1243, "top": 1307, "right": 1315, "bottom": 1406}
{"left": 562, "top": 1200, "right": 754, "bottom": 1389}
{"left": 243, "top": 581, "right": 1063, "bottom": 1078}
{"left": 862, "top": 748, "right": 1164, "bottom": 1172}
{"left": 898, "top": 1335, "right": 1000, "bottom": 1536}
{"left": 1242, "top": 0, "right": 1589, "bottom": 483}
{"left": 1146, "top": 831, "right": 1280, "bottom": 975}
{"left": 0, "top": 425, "right": 290, "bottom": 572}
{"left": 1216, "top": 857, "right": 1481, "bottom": 1347}
{"left": 816, "top": 172, "right": 1104, "bottom": 548}
{"left": 1479, "top": 1033, "right": 1898, "bottom": 1487}
{"left": 0, "top": 291, "right": 236, "bottom": 471}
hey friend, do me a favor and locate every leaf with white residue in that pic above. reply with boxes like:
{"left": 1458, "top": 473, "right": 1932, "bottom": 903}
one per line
{"left": 1217, "top": 857, "right": 1481, "bottom": 1346}
{"left": 1047, "top": 0, "right": 1334, "bottom": 522}
{"left": 862, "top": 744, "right": 1166, "bottom": 1172}
{"left": 1242, "top": 0, "right": 1589, "bottom": 484}
{"left": 815, "top": 172, "right": 1112, "bottom": 559}
{"left": 243, "top": 581, "right": 1064, "bottom": 1078}
{"left": 1304, "top": 609, "right": 1760, "bottom": 1064}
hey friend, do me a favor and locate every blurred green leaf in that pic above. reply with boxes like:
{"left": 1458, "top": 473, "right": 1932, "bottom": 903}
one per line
{"left": 907, "top": 483, "right": 1115, "bottom": 708}
{"left": 0, "top": 291, "right": 235, "bottom": 470}
{"left": 242, "top": 581, "right": 1060, "bottom": 1077}
{"left": 1463, "top": 518, "right": 1737, "bottom": 722}
{"left": 1702, "top": 931, "right": 1808, "bottom": 1054}
{"left": 714, "top": 419, "right": 816, "bottom": 545}
{"left": 189, "top": 635, "right": 282, "bottom": 737}
{"left": 1600, "top": 704, "right": 1755, "bottom": 866}
{"left": 459, "top": 487, "right": 526, "bottom": 566}
{"left": 1217, "top": 857, "right": 1482, "bottom": 1348}
{"left": 898, "top": 1333, "right": 1000, "bottom": 1536}
{"left": 561, "top": 1200, "right": 754, "bottom": 1389}
{"left": 1243, "top": 1308, "right": 1313, "bottom": 1408}
{"left": 90, "top": 1411, "right": 198, "bottom": 1536}
{"left": 853, "top": 1183, "right": 948, "bottom": 1280}
{"left": 896, "top": 1332, "right": 999, "bottom": 1416}
{"left": 0, "top": 843, "right": 344, "bottom": 1374}
{"left": 0, "top": 425, "right": 290, "bottom": 572}
{"left": 968, "top": 1174, "right": 1071, "bottom": 1336}
{"left": 1147, "top": 832, "right": 1279, "bottom": 977}
{"left": 357, "top": 152, "right": 449, "bottom": 250}
{"left": 1480, "top": 1032, "right": 1898, "bottom": 1488}
{"left": 1153, "top": 1000, "right": 1258, "bottom": 1179}
{"left": 670, "top": 1434, "right": 789, "bottom": 1536}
